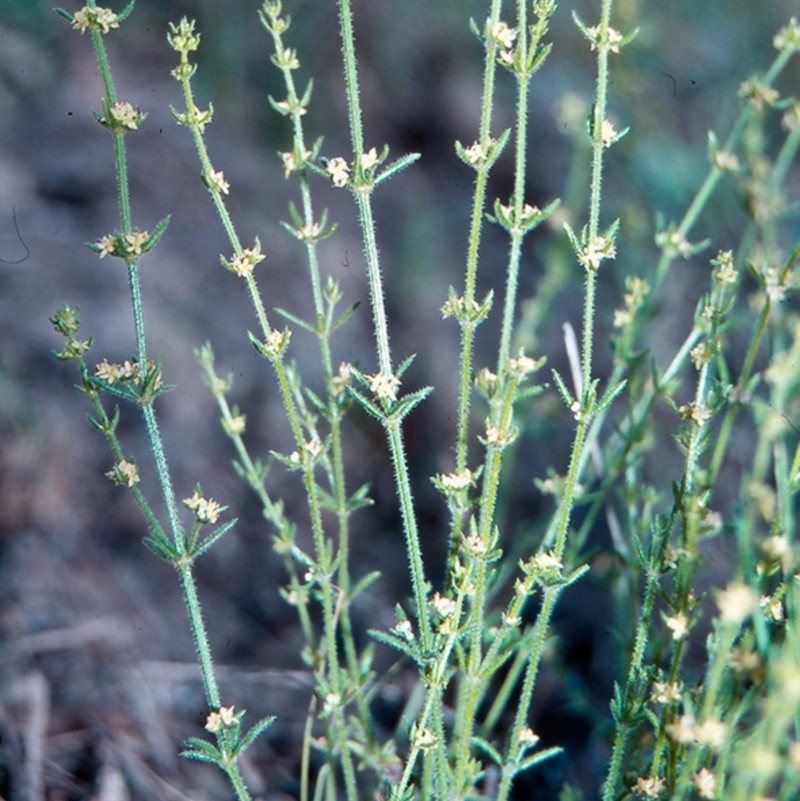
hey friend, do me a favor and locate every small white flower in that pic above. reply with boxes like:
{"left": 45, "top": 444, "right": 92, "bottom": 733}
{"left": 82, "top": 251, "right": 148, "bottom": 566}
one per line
{"left": 578, "top": 234, "right": 616, "bottom": 271}
{"left": 326, "top": 157, "right": 350, "bottom": 187}
{"left": 323, "top": 693, "right": 341, "bottom": 715}
{"left": 107, "top": 101, "right": 142, "bottom": 131}
{"left": 280, "top": 150, "right": 301, "bottom": 178}
{"left": 693, "top": 767, "right": 716, "bottom": 799}
{"left": 664, "top": 612, "right": 689, "bottom": 641}
{"left": 439, "top": 469, "right": 473, "bottom": 492}
{"left": 651, "top": 680, "right": 682, "bottom": 705}
{"left": 716, "top": 583, "right": 758, "bottom": 624}
{"left": 695, "top": 719, "right": 726, "bottom": 750}
{"left": 394, "top": 619, "right": 414, "bottom": 641}
{"left": 431, "top": 592, "right": 457, "bottom": 618}
{"left": 72, "top": 6, "right": 120, "bottom": 35}
{"left": 226, "top": 242, "right": 266, "bottom": 277}
{"left": 184, "top": 491, "right": 223, "bottom": 525}
{"left": 713, "top": 150, "right": 739, "bottom": 172}
{"left": 586, "top": 24, "right": 625, "bottom": 54}
{"left": 205, "top": 705, "right": 236, "bottom": 733}
{"left": 367, "top": 371, "right": 401, "bottom": 402}
{"left": 665, "top": 714, "right": 696, "bottom": 744}
{"left": 633, "top": 775, "right": 665, "bottom": 799}
{"left": 600, "top": 118, "right": 618, "bottom": 147}
{"left": 463, "top": 142, "right": 487, "bottom": 166}
{"left": 206, "top": 169, "right": 230, "bottom": 194}
{"left": 360, "top": 147, "right": 379, "bottom": 170}
{"left": 489, "top": 20, "right": 517, "bottom": 50}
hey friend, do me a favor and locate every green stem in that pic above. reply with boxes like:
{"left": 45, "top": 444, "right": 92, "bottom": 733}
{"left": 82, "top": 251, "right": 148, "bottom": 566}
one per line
{"left": 354, "top": 193, "right": 393, "bottom": 376}
{"left": 385, "top": 418, "right": 433, "bottom": 647}
{"left": 455, "top": 0, "right": 504, "bottom": 475}
{"left": 497, "top": 0, "right": 529, "bottom": 372}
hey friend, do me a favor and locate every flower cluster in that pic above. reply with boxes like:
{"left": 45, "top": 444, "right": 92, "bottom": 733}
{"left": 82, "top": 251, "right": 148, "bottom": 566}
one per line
{"left": 168, "top": 17, "right": 201, "bottom": 54}
{"left": 613, "top": 276, "right": 649, "bottom": 329}
{"left": 94, "top": 229, "right": 149, "bottom": 261}
{"left": 774, "top": 17, "right": 800, "bottom": 51}
{"left": 520, "top": 550, "right": 563, "bottom": 587}
{"left": 655, "top": 226, "right": 698, "bottom": 259}
{"left": 578, "top": 234, "right": 616, "bottom": 271}
{"left": 184, "top": 490, "right": 224, "bottom": 525}
{"left": 205, "top": 169, "right": 230, "bottom": 195}
{"left": 223, "top": 241, "right": 266, "bottom": 278}
{"left": 102, "top": 101, "right": 144, "bottom": 132}
{"left": 367, "top": 371, "right": 401, "bottom": 403}
{"left": 325, "top": 157, "right": 350, "bottom": 187}
{"left": 105, "top": 459, "right": 140, "bottom": 488}
{"left": 94, "top": 358, "right": 163, "bottom": 392}
{"left": 585, "top": 24, "right": 625, "bottom": 53}
{"left": 205, "top": 705, "right": 237, "bottom": 733}
{"left": 678, "top": 402, "right": 712, "bottom": 426}
{"left": 487, "top": 19, "right": 517, "bottom": 64}
{"left": 172, "top": 102, "right": 214, "bottom": 132}
{"left": 71, "top": 6, "right": 119, "bottom": 35}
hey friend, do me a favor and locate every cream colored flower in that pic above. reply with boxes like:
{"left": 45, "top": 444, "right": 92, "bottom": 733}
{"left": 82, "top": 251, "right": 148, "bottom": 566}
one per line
{"left": 367, "top": 371, "right": 401, "bottom": 402}
{"left": 184, "top": 491, "right": 223, "bottom": 525}
{"left": 439, "top": 469, "right": 474, "bottom": 491}
{"left": 206, "top": 169, "right": 230, "bottom": 194}
{"left": 360, "top": 147, "right": 379, "bottom": 170}
{"left": 95, "top": 234, "right": 117, "bottom": 258}
{"left": 695, "top": 719, "right": 726, "bottom": 750}
{"left": 107, "top": 101, "right": 142, "bottom": 130}
{"left": 600, "top": 118, "right": 619, "bottom": 147}
{"left": 678, "top": 403, "right": 712, "bottom": 426}
{"left": 205, "top": 705, "right": 236, "bottom": 732}
{"left": 578, "top": 235, "right": 616, "bottom": 271}
{"left": 665, "top": 612, "right": 689, "bottom": 641}
{"left": 123, "top": 230, "right": 149, "bottom": 256}
{"left": 651, "top": 680, "right": 682, "bottom": 705}
{"left": 666, "top": 714, "right": 695, "bottom": 744}
{"left": 71, "top": 6, "right": 119, "bottom": 35}
{"left": 332, "top": 362, "right": 352, "bottom": 396}
{"left": 693, "top": 767, "right": 716, "bottom": 799}
{"left": 280, "top": 150, "right": 300, "bottom": 178}
{"left": 716, "top": 582, "right": 758, "bottom": 624}
{"left": 713, "top": 150, "right": 739, "bottom": 172}
{"left": 116, "top": 460, "right": 140, "bottom": 488}
{"left": 633, "top": 775, "right": 665, "bottom": 799}
{"left": 227, "top": 242, "right": 266, "bottom": 277}
{"left": 326, "top": 157, "right": 350, "bottom": 187}
{"left": 587, "top": 24, "right": 624, "bottom": 53}
{"left": 394, "top": 619, "right": 414, "bottom": 641}
{"left": 431, "top": 592, "right": 457, "bottom": 618}
{"left": 489, "top": 20, "right": 517, "bottom": 50}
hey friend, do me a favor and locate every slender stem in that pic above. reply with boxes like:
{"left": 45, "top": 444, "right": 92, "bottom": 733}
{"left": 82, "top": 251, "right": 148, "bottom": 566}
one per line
{"left": 455, "top": 0, "right": 504, "bottom": 475}
{"left": 337, "top": 0, "right": 365, "bottom": 160}
{"left": 78, "top": 11, "right": 254, "bottom": 800}
{"left": 385, "top": 418, "right": 433, "bottom": 647}
{"left": 500, "top": 3, "right": 616, "bottom": 797}
{"left": 496, "top": 0, "right": 529, "bottom": 373}
{"left": 178, "top": 564, "right": 221, "bottom": 709}
{"left": 335, "top": 0, "right": 433, "bottom": 653}
{"left": 354, "top": 192, "right": 393, "bottom": 376}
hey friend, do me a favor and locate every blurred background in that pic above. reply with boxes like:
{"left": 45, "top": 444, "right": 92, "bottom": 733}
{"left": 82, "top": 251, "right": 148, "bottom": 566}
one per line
{"left": 1, "top": 0, "right": 798, "bottom": 799}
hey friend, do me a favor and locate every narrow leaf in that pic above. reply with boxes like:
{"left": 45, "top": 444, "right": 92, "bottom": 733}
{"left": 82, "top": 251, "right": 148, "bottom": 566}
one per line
{"left": 374, "top": 152, "right": 421, "bottom": 187}
{"left": 192, "top": 518, "right": 238, "bottom": 558}
{"left": 236, "top": 715, "right": 276, "bottom": 755}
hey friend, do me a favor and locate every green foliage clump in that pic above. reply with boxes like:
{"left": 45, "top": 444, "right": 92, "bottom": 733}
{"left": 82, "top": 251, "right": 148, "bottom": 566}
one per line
{"left": 52, "top": 1, "right": 800, "bottom": 799}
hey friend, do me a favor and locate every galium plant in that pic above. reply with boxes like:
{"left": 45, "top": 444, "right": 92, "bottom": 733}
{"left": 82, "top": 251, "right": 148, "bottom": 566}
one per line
{"left": 49, "top": 0, "right": 800, "bottom": 798}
